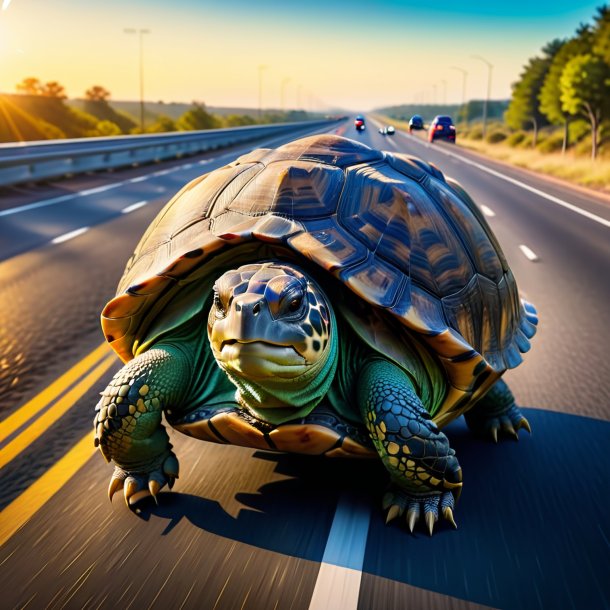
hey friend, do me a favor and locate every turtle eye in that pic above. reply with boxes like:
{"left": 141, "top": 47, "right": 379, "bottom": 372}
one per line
{"left": 288, "top": 296, "right": 302, "bottom": 312}
{"left": 278, "top": 285, "right": 305, "bottom": 318}
{"left": 213, "top": 289, "right": 226, "bottom": 318}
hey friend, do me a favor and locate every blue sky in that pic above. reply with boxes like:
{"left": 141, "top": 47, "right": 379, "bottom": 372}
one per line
{"left": 0, "top": 0, "right": 603, "bottom": 110}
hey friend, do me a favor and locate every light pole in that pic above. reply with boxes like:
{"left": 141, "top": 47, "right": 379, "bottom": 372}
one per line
{"left": 451, "top": 66, "right": 468, "bottom": 126}
{"left": 124, "top": 28, "right": 150, "bottom": 132}
{"left": 471, "top": 55, "right": 493, "bottom": 139}
{"left": 281, "top": 77, "right": 291, "bottom": 114}
{"left": 258, "top": 65, "right": 267, "bottom": 121}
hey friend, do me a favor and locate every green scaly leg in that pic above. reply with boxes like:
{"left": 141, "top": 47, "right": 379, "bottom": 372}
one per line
{"left": 358, "top": 359, "right": 462, "bottom": 535}
{"left": 464, "top": 378, "right": 531, "bottom": 442}
{"left": 94, "top": 346, "right": 190, "bottom": 506}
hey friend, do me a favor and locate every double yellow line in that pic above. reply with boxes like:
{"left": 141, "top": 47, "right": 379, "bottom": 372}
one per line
{"left": 0, "top": 342, "right": 117, "bottom": 546}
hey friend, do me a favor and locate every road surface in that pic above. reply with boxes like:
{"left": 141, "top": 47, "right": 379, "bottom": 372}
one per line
{"left": 1, "top": 116, "right": 609, "bottom": 609}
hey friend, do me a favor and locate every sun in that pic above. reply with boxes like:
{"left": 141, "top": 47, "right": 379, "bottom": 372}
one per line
{"left": 2, "top": 0, "right": 13, "bottom": 11}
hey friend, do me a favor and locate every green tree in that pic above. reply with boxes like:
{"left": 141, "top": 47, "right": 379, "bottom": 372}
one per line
{"left": 146, "top": 115, "right": 177, "bottom": 133}
{"left": 224, "top": 114, "right": 256, "bottom": 127}
{"left": 560, "top": 53, "right": 610, "bottom": 159}
{"left": 592, "top": 5, "right": 610, "bottom": 66}
{"left": 505, "top": 41, "right": 561, "bottom": 147}
{"left": 539, "top": 28, "right": 593, "bottom": 153}
{"left": 93, "top": 120, "right": 121, "bottom": 136}
{"left": 16, "top": 77, "right": 42, "bottom": 95}
{"left": 176, "top": 103, "right": 220, "bottom": 131}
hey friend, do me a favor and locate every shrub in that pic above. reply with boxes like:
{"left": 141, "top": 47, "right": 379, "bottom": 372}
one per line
{"left": 486, "top": 129, "right": 508, "bottom": 144}
{"left": 506, "top": 131, "right": 526, "bottom": 147}
{"left": 467, "top": 125, "right": 483, "bottom": 140}
{"left": 537, "top": 131, "right": 565, "bottom": 153}
{"left": 568, "top": 120, "right": 590, "bottom": 144}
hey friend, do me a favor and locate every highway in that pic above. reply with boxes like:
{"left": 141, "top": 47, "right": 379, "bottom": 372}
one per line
{"left": 0, "top": 116, "right": 609, "bottom": 609}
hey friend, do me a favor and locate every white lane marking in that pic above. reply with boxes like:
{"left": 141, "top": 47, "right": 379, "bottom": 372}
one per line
{"left": 121, "top": 200, "right": 148, "bottom": 214}
{"left": 0, "top": 193, "right": 79, "bottom": 217}
{"left": 519, "top": 244, "right": 539, "bottom": 261}
{"left": 51, "top": 227, "right": 89, "bottom": 244}
{"left": 79, "top": 185, "right": 116, "bottom": 196}
{"left": 400, "top": 132, "right": 610, "bottom": 229}
{"left": 480, "top": 204, "right": 496, "bottom": 217}
{"left": 129, "top": 176, "right": 147, "bottom": 183}
{"left": 308, "top": 493, "right": 371, "bottom": 610}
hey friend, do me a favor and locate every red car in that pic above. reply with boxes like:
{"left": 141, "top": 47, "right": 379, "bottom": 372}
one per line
{"left": 354, "top": 115, "right": 366, "bottom": 131}
{"left": 428, "top": 115, "right": 456, "bottom": 143}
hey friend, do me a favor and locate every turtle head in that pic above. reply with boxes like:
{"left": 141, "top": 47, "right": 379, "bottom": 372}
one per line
{"left": 208, "top": 262, "right": 332, "bottom": 381}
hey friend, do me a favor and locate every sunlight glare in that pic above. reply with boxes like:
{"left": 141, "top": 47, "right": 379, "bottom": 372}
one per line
{"left": 2, "top": 0, "right": 13, "bottom": 11}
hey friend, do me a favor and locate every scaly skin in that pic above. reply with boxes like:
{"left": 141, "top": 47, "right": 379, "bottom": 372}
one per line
{"left": 94, "top": 345, "right": 191, "bottom": 505}
{"left": 357, "top": 359, "right": 462, "bottom": 535}
{"left": 465, "top": 378, "right": 532, "bottom": 442}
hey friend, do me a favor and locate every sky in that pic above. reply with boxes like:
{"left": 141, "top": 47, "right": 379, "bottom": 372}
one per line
{"left": 0, "top": 0, "right": 602, "bottom": 111}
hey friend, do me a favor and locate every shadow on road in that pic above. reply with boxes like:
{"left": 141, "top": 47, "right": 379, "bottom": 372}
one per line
{"left": 136, "top": 408, "right": 610, "bottom": 609}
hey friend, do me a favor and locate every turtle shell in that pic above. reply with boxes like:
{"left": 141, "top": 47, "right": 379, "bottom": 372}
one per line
{"left": 102, "top": 134, "right": 537, "bottom": 425}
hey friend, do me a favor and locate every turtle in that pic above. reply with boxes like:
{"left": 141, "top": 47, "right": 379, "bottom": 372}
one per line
{"left": 94, "top": 134, "right": 538, "bottom": 535}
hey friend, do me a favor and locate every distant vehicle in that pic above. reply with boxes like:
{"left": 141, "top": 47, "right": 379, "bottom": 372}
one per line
{"left": 428, "top": 115, "right": 456, "bottom": 143}
{"left": 379, "top": 127, "right": 385, "bottom": 134}
{"left": 409, "top": 115, "right": 424, "bottom": 133}
{"left": 386, "top": 125, "right": 395, "bottom": 136}
{"left": 355, "top": 115, "right": 366, "bottom": 131}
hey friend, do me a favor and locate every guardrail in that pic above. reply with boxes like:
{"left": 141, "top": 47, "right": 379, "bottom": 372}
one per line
{"left": 0, "top": 119, "right": 341, "bottom": 187}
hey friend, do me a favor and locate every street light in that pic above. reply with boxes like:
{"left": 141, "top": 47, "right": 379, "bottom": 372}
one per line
{"left": 124, "top": 28, "right": 150, "bottom": 132}
{"left": 471, "top": 55, "right": 493, "bottom": 139}
{"left": 451, "top": 66, "right": 468, "bottom": 126}
{"left": 258, "top": 65, "right": 267, "bottom": 120}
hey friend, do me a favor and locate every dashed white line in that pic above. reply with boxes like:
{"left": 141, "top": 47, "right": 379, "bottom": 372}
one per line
{"left": 401, "top": 132, "right": 610, "bottom": 229}
{"left": 129, "top": 176, "right": 147, "bottom": 183}
{"left": 519, "top": 244, "right": 539, "bottom": 261}
{"left": 308, "top": 493, "right": 371, "bottom": 610}
{"left": 480, "top": 204, "right": 496, "bottom": 217}
{"left": 79, "top": 185, "right": 116, "bottom": 196}
{"left": 51, "top": 227, "right": 89, "bottom": 244}
{"left": 121, "top": 200, "right": 148, "bottom": 214}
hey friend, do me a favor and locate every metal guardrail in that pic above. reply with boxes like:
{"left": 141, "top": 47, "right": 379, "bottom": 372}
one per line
{"left": 0, "top": 119, "right": 340, "bottom": 187}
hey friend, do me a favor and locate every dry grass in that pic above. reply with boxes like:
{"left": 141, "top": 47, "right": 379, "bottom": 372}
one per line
{"left": 374, "top": 114, "right": 610, "bottom": 197}
{"left": 457, "top": 138, "right": 610, "bottom": 195}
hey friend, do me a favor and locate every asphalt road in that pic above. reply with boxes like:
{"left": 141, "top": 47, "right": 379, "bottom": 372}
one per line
{"left": 0, "top": 116, "right": 609, "bottom": 609}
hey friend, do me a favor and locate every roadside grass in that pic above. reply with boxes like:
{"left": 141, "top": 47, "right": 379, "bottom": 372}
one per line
{"left": 375, "top": 115, "right": 610, "bottom": 197}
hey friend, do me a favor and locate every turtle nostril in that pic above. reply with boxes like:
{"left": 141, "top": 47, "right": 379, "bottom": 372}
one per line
{"left": 252, "top": 302, "right": 261, "bottom": 316}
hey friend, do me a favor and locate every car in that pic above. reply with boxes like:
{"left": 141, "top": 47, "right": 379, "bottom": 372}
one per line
{"left": 386, "top": 125, "right": 395, "bottom": 136}
{"left": 409, "top": 115, "right": 424, "bottom": 133}
{"left": 379, "top": 127, "right": 386, "bottom": 134}
{"left": 428, "top": 115, "right": 456, "bottom": 143}
{"left": 354, "top": 115, "right": 366, "bottom": 131}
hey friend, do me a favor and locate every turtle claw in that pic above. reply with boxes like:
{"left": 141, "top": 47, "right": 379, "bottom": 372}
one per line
{"left": 385, "top": 504, "right": 401, "bottom": 524}
{"left": 108, "top": 470, "right": 125, "bottom": 502}
{"left": 124, "top": 477, "right": 139, "bottom": 507}
{"left": 107, "top": 452, "right": 180, "bottom": 509}
{"left": 467, "top": 405, "right": 532, "bottom": 443}
{"left": 383, "top": 486, "right": 456, "bottom": 535}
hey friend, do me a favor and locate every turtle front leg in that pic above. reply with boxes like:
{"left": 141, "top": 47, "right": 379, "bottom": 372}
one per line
{"left": 94, "top": 346, "right": 190, "bottom": 507}
{"left": 358, "top": 359, "right": 462, "bottom": 535}
{"left": 464, "top": 378, "right": 531, "bottom": 442}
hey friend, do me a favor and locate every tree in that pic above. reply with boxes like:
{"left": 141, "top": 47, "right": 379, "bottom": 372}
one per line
{"left": 505, "top": 41, "right": 561, "bottom": 147}
{"left": 41, "top": 81, "right": 67, "bottom": 99}
{"left": 560, "top": 53, "right": 610, "bottom": 159}
{"left": 85, "top": 86, "right": 111, "bottom": 102}
{"left": 176, "top": 103, "right": 220, "bottom": 131}
{"left": 539, "top": 29, "right": 593, "bottom": 153}
{"left": 94, "top": 120, "right": 121, "bottom": 136}
{"left": 592, "top": 5, "right": 610, "bottom": 66}
{"left": 146, "top": 115, "right": 177, "bottom": 133}
{"left": 16, "top": 77, "right": 42, "bottom": 95}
